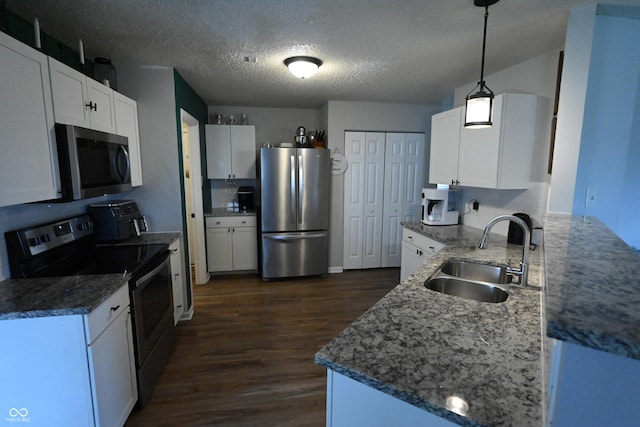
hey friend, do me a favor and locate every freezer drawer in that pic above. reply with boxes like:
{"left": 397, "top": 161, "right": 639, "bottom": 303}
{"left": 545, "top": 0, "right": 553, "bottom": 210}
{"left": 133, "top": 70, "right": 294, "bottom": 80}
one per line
{"left": 261, "top": 231, "right": 328, "bottom": 279}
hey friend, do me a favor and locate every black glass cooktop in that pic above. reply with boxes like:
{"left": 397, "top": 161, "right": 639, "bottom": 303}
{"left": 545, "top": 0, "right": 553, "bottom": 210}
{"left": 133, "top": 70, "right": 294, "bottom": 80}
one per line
{"left": 80, "top": 244, "right": 169, "bottom": 276}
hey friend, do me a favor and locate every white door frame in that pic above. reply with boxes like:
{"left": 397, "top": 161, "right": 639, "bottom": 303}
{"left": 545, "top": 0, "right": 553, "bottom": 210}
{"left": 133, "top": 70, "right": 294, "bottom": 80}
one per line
{"left": 180, "top": 109, "right": 209, "bottom": 285}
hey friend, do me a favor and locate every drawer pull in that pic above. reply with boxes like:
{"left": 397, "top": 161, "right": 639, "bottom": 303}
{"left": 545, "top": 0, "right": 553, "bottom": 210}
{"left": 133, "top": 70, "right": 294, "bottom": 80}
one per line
{"left": 110, "top": 305, "right": 121, "bottom": 312}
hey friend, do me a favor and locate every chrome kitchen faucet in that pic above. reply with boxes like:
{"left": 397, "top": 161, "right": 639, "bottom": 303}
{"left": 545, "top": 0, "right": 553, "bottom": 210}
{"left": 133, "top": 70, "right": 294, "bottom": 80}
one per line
{"left": 479, "top": 215, "right": 531, "bottom": 286}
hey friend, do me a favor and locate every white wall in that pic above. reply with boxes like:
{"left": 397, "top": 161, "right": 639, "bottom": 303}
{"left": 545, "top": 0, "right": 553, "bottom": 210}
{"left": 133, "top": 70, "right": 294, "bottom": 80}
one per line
{"left": 115, "top": 64, "right": 183, "bottom": 233}
{"left": 451, "top": 50, "right": 561, "bottom": 238}
{"left": 326, "top": 101, "right": 443, "bottom": 270}
{"left": 570, "top": 10, "right": 640, "bottom": 250}
{"left": 547, "top": 5, "right": 598, "bottom": 214}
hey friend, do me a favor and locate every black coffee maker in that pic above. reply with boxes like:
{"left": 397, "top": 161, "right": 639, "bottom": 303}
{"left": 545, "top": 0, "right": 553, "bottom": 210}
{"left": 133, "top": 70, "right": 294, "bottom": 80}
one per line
{"left": 507, "top": 213, "right": 532, "bottom": 245}
{"left": 237, "top": 186, "right": 255, "bottom": 211}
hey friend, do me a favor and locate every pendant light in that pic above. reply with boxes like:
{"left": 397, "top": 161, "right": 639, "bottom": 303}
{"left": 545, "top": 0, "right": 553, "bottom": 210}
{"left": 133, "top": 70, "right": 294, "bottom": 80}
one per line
{"left": 284, "top": 56, "right": 322, "bottom": 79}
{"left": 464, "top": 0, "right": 500, "bottom": 129}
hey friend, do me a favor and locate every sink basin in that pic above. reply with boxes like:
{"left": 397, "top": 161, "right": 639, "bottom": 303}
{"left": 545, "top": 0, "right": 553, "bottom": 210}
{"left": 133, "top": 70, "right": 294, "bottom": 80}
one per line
{"left": 424, "top": 277, "right": 509, "bottom": 303}
{"left": 440, "top": 260, "right": 511, "bottom": 285}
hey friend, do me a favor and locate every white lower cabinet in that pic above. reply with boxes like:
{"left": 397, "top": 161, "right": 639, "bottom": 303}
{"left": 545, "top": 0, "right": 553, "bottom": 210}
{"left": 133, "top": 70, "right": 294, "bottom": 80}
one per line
{"left": 169, "top": 238, "right": 185, "bottom": 324}
{"left": 0, "top": 284, "right": 137, "bottom": 427}
{"left": 326, "top": 370, "right": 457, "bottom": 427}
{"left": 206, "top": 216, "right": 257, "bottom": 272}
{"left": 546, "top": 339, "right": 640, "bottom": 427}
{"left": 400, "top": 228, "right": 444, "bottom": 282}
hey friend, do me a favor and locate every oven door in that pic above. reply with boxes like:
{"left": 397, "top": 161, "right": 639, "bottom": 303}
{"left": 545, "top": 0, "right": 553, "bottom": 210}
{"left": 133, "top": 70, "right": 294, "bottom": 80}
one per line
{"left": 130, "top": 252, "right": 173, "bottom": 366}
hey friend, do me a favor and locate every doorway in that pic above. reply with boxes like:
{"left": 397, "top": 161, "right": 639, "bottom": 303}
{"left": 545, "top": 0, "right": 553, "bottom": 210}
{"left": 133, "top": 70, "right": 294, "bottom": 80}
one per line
{"left": 180, "top": 109, "right": 209, "bottom": 286}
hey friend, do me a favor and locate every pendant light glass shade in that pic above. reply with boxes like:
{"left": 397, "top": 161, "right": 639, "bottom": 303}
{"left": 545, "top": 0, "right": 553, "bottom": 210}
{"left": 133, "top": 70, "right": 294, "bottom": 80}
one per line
{"left": 284, "top": 56, "right": 322, "bottom": 79}
{"left": 464, "top": 84, "right": 494, "bottom": 129}
{"left": 464, "top": 0, "right": 499, "bottom": 129}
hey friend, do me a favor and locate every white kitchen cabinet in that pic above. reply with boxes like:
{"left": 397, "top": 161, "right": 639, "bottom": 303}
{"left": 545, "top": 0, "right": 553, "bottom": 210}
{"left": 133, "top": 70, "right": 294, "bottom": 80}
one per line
{"left": 0, "top": 284, "right": 137, "bottom": 427}
{"left": 429, "top": 107, "right": 463, "bottom": 186}
{"left": 344, "top": 131, "right": 424, "bottom": 270}
{"left": 169, "top": 239, "right": 185, "bottom": 325}
{"left": 205, "top": 125, "right": 256, "bottom": 179}
{"left": 49, "top": 57, "right": 117, "bottom": 133}
{"left": 0, "top": 30, "right": 60, "bottom": 207}
{"left": 114, "top": 92, "right": 143, "bottom": 186}
{"left": 428, "top": 93, "right": 538, "bottom": 189}
{"left": 326, "top": 370, "right": 458, "bottom": 427}
{"left": 546, "top": 339, "right": 640, "bottom": 427}
{"left": 206, "top": 216, "right": 257, "bottom": 272}
{"left": 400, "top": 228, "right": 444, "bottom": 282}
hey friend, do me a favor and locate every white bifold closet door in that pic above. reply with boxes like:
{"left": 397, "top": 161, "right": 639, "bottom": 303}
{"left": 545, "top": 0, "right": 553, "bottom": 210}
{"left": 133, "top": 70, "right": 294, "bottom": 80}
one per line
{"left": 343, "top": 131, "right": 424, "bottom": 270}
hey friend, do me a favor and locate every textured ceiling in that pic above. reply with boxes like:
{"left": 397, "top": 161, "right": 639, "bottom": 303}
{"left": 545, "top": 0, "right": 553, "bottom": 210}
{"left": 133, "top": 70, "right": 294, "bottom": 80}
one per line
{"left": 7, "top": 0, "right": 640, "bottom": 108}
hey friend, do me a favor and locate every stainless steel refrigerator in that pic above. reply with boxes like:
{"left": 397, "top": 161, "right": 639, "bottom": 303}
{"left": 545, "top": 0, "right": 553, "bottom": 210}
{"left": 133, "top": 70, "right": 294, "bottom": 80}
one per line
{"left": 259, "top": 147, "right": 330, "bottom": 279}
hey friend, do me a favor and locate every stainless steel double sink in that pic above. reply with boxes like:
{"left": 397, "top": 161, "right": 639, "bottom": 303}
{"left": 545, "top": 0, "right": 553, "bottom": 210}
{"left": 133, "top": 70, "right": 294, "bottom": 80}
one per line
{"left": 424, "top": 259, "right": 512, "bottom": 303}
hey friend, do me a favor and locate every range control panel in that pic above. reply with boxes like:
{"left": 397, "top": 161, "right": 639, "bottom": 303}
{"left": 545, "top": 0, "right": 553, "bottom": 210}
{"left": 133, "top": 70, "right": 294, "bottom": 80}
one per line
{"left": 19, "top": 215, "right": 94, "bottom": 256}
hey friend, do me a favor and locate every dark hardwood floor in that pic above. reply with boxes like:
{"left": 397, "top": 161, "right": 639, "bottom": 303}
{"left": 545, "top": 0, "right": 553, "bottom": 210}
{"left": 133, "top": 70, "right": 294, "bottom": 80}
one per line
{"left": 125, "top": 268, "right": 400, "bottom": 427}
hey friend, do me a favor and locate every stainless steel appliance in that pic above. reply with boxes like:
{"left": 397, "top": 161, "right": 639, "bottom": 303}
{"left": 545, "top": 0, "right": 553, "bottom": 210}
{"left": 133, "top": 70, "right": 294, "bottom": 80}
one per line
{"left": 4, "top": 213, "right": 175, "bottom": 407}
{"left": 54, "top": 123, "right": 131, "bottom": 201}
{"left": 259, "top": 147, "right": 330, "bottom": 279}
{"left": 88, "top": 200, "right": 148, "bottom": 241}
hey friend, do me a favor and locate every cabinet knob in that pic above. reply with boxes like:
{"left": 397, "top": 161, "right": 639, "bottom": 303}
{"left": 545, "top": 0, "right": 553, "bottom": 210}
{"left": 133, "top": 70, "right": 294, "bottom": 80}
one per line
{"left": 85, "top": 101, "right": 97, "bottom": 111}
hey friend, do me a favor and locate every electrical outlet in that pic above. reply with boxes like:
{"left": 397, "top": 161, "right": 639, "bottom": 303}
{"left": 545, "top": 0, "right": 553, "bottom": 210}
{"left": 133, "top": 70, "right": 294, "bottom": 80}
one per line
{"left": 585, "top": 187, "right": 596, "bottom": 208}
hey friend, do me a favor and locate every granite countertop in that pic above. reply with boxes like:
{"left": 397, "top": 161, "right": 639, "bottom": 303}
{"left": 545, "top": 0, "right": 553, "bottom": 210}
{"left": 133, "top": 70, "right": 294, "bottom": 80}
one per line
{"left": 316, "top": 223, "right": 543, "bottom": 427}
{"left": 0, "top": 274, "right": 128, "bottom": 320}
{"left": 206, "top": 208, "right": 256, "bottom": 217}
{"left": 543, "top": 214, "right": 640, "bottom": 360}
{"left": 0, "top": 232, "right": 181, "bottom": 321}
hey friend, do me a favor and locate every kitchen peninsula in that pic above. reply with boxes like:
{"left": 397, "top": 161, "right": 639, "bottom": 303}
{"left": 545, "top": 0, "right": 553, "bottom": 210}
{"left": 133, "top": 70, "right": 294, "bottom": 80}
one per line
{"left": 316, "top": 214, "right": 640, "bottom": 427}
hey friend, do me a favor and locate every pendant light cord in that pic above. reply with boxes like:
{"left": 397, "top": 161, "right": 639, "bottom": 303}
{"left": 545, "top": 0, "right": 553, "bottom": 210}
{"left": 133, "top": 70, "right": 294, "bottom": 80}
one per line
{"left": 479, "top": 5, "right": 489, "bottom": 86}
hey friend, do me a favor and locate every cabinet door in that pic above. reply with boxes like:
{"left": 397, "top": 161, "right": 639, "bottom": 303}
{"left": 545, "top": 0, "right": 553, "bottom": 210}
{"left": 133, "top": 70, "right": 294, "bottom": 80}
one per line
{"left": 400, "top": 240, "right": 423, "bottom": 282}
{"left": 232, "top": 227, "right": 257, "bottom": 270}
{"left": 88, "top": 309, "right": 137, "bottom": 427}
{"left": 429, "top": 107, "right": 462, "bottom": 185}
{"left": 205, "top": 125, "right": 232, "bottom": 179}
{"left": 206, "top": 227, "right": 233, "bottom": 271}
{"left": 458, "top": 96, "right": 502, "bottom": 188}
{"left": 86, "top": 79, "right": 116, "bottom": 133}
{"left": 114, "top": 92, "right": 143, "bottom": 186}
{"left": 169, "top": 240, "right": 185, "bottom": 324}
{"left": 48, "top": 57, "right": 91, "bottom": 128}
{"left": 381, "top": 133, "right": 405, "bottom": 268}
{"left": 1, "top": 33, "right": 59, "bottom": 206}
{"left": 229, "top": 125, "right": 256, "bottom": 179}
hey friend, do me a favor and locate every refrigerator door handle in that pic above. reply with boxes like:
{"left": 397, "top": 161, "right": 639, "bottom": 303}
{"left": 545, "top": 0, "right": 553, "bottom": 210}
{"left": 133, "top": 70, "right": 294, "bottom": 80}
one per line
{"left": 298, "top": 154, "right": 304, "bottom": 224}
{"left": 290, "top": 154, "right": 296, "bottom": 226}
{"left": 264, "top": 232, "right": 327, "bottom": 241}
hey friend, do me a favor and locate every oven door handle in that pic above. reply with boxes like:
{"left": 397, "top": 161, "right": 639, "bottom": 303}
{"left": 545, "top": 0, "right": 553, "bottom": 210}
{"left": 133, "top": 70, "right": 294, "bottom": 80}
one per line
{"left": 134, "top": 251, "right": 170, "bottom": 286}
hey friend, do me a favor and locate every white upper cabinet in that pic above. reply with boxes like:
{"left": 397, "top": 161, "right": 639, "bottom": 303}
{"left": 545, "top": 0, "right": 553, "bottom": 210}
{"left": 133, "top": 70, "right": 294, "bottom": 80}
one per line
{"left": 205, "top": 125, "right": 256, "bottom": 179}
{"left": 429, "top": 93, "right": 538, "bottom": 189}
{"left": 114, "top": 92, "right": 143, "bottom": 186}
{"left": 0, "top": 31, "right": 60, "bottom": 206}
{"left": 49, "top": 57, "right": 116, "bottom": 133}
{"left": 429, "top": 107, "right": 463, "bottom": 186}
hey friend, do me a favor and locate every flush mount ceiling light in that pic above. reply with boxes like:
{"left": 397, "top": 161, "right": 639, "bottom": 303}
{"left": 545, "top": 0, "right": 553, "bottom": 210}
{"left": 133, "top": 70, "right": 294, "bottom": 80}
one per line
{"left": 464, "top": 0, "right": 500, "bottom": 129}
{"left": 284, "top": 56, "right": 322, "bottom": 79}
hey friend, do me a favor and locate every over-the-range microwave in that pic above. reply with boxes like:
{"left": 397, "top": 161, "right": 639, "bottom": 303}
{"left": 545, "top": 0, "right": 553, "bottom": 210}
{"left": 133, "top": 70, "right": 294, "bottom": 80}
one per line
{"left": 54, "top": 123, "right": 131, "bottom": 201}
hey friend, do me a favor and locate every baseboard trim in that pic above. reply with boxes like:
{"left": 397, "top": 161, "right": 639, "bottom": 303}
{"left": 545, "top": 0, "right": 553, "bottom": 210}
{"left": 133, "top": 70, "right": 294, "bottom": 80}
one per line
{"left": 329, "top": 266, "right": 344, "bottom": 274}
